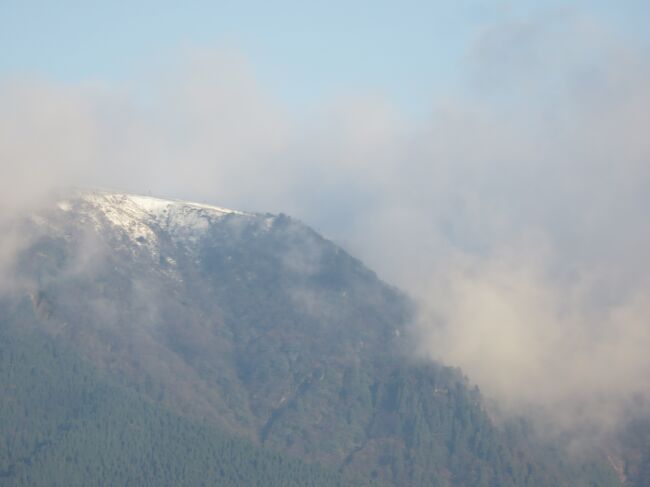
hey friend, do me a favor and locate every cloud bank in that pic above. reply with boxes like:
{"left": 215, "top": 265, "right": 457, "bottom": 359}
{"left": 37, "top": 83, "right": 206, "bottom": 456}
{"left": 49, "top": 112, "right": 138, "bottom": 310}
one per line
{"left": 2, "top": 10, "right": 650, "bottom": 437}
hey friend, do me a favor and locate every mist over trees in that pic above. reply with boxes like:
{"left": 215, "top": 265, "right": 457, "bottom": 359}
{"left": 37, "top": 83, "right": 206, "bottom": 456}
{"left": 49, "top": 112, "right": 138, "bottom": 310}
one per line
{"left": 0, "top": 192, "right": 634, "bottom": 486}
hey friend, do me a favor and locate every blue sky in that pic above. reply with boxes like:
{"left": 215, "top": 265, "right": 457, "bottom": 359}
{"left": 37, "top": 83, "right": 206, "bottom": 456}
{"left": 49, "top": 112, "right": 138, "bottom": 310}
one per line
{"left": 3, "top": 1, "right": 649, "bottom": 114}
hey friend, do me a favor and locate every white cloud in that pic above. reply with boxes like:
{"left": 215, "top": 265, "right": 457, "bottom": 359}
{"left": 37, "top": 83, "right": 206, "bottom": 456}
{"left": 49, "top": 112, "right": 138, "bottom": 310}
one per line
{"left": 1, "top": 10, "right": 650, "bottom": 438}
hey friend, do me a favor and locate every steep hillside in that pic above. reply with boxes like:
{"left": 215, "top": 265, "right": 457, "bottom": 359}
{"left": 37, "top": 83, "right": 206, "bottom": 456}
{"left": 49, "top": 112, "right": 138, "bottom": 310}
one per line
{"left": 0, "top": 190, "right": 620, "bottom": 486}
{"left": 0, "top": 300, "right": 347, "bottom": 487}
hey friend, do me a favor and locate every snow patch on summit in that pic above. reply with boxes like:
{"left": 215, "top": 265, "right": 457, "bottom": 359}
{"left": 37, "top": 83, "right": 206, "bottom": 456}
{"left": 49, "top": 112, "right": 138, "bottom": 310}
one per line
{"left": 73, "top": 190, "right": 252, "bottom": 251}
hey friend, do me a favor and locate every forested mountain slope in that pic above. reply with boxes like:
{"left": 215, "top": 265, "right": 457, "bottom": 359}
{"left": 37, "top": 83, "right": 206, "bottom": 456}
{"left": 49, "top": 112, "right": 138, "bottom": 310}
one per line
{"left": 0, "top": 302, "right": 346, "bottom": 487}
{"left": 0, "top": 191, "right": 621, "bottom": 486}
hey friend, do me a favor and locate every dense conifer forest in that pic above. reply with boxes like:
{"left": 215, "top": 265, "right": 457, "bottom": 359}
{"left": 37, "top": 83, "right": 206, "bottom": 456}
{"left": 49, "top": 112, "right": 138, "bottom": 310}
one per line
{"left": 0, "top": 192, "right": 641, "bottom": 486}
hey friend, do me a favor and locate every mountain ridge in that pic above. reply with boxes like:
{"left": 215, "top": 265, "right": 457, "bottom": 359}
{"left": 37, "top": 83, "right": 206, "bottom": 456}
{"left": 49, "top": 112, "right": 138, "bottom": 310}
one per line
{"left": 0, "top": 189, "right": 621, "bottom": 486}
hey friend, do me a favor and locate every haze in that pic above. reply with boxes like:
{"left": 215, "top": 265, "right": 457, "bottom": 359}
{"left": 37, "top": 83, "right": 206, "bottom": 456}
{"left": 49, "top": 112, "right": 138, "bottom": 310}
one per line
{"left": 2, "top": 1, "right": 650, "bottom": 441}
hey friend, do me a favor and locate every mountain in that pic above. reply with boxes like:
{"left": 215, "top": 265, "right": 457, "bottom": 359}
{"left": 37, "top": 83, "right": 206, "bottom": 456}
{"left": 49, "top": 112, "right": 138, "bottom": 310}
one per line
{"left": 0, "top": 190, "right": 622, "bottom": 486}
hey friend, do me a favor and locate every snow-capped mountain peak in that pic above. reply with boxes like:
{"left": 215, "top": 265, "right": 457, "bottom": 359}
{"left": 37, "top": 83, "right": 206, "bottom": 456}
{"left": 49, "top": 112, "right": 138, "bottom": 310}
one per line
{"left": 55, "top": 190, "right": 256, "bottom": 254}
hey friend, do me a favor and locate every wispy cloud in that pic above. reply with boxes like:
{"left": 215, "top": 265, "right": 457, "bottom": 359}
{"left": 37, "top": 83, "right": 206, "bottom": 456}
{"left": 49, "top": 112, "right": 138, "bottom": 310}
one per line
{"left": 1, "top": 8, "right": 649, "bottom": 439}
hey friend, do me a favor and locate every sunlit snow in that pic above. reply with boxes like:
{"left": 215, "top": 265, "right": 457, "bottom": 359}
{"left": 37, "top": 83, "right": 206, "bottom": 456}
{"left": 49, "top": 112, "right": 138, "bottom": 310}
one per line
{"left": 69, "top": 190, "right": 253, "bottom": 253}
